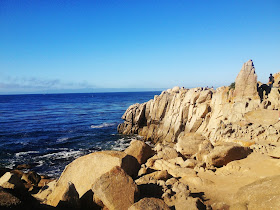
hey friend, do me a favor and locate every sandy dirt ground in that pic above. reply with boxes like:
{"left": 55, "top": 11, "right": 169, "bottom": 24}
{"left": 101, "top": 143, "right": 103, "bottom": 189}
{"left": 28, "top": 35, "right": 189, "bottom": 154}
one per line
{"left": 184, "top": 152, "right": 280, "bottom": 208}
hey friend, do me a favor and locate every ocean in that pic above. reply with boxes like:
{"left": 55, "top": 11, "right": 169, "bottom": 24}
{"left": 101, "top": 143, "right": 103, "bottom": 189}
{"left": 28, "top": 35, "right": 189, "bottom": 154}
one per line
{"left": 0, "top": 92, "right": 160, "bottom": 177}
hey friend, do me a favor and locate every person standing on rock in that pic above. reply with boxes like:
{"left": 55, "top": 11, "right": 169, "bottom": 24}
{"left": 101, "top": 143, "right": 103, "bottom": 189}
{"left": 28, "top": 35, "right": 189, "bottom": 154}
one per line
{"left": 268, "top": 73, "right": 274, "bottom": 88}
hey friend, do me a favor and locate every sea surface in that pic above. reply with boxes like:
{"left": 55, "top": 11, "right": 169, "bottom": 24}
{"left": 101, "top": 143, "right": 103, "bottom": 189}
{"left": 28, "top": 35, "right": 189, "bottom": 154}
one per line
{"left": 0, "top": 92, "right": 160, "bottom": 177}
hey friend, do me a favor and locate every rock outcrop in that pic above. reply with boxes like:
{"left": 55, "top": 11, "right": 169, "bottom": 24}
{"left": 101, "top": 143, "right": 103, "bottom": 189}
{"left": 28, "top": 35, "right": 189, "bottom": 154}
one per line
{"left": 92, "top": 166, "right": 138, "bottom": 210}
{"left": 128, "top": 197, "right": 170, "bottom": 210}
{"left": 45, "top": 150, "right": 139, "bottom": 207}
{"left": 113, "top": 60, "right": 280, "bottom": 209}
{"left": 176, "top": 132, "right": 208, "bottom": 158}
{"left": 0, "top": 187, "right": 22, "bottom": 209}
{"left": 0, "top": 172, "right": 25, "bottom": 190}
{"left": 13, "top": 139, "right": 280, "bottom": 210}
{"left": 0, "top": 172, "right": 41, "bottom": 209}
{"left": 233, "top": 59, "right": 258, "bottom": 100}
{"left": 205, "top": 142, "right": 251, "bottom": 167}
{"left": 234, "top": 175, "right": 280, "bottom": 209}
{"left": 124, "top": 139, "right": 155, "bottom": 164}
{"left": 118, "top": 60, "right": 280, "bottom": 145}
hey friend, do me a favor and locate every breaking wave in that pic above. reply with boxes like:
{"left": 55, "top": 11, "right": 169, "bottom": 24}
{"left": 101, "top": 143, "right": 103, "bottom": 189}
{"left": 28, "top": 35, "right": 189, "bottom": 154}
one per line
{"left": 15, "top": 151, "right": 39, "bottom": 158}
{"left": 90, "top": 122, "right": 116, "bottom": 129}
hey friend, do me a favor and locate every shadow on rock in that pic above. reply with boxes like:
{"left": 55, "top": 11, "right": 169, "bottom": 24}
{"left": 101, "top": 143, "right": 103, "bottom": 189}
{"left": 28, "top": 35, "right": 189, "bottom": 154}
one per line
{"left": 80, "top": 190, "right": 101, "bottom": 210}
{"left": 137, "top": 183, "right": 164, "bottom": 199}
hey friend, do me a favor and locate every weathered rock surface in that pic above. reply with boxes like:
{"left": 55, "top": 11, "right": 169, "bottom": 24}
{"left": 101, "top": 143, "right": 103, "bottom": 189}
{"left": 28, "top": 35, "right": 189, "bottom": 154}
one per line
{"left": 0, "top": 172, "right": 25, "bottom": 190}
{"left": 45, "top": 151, "right": 139, "bottom": 207}
{"left": 0, "top": 187, "right": 22, "bottom": 209}
{"left": 115, "top": 60, "right": 280, "bottom": 209}
{"left": 234, "top": 59, "right": 258, "bottom": 100}
{"left": 117, "top": 60, "right": 280, "bottom": 147}
{"left": 206, "top": 142, "right": 251, "bottom": 167}
{"left": 21, "top": 171, "right": 41, "bottom": 186}
{"left": 128, "top": 197, "right": 169, "bottom": 210}
{"left": 176, "top": 132, "right": 208, "bottom": 158}
{"left": 33, "top": 180, "right": 57, "bottom": 202}
{"left": 235, "top": 175, "right": 280, "bottom": 209}
{"left": 92, "top": 166, "right": 138, "bottom": 210}
{"left": 156, "top": 145, "right": 180, "bottom": 160}
{"left": 125, "top": 139, "right": 154, "bottom": 164}
{"left": 0, "top": 174, "right": 41, "bottom": 209}
{"left": 57, "top": 182, "right": 80, "bottom": 209}
{"left": 151, "top": 158, "right": 197, "bottom": 178}
{"left": 135, "top": 170, "right": 171, "bottom": 185}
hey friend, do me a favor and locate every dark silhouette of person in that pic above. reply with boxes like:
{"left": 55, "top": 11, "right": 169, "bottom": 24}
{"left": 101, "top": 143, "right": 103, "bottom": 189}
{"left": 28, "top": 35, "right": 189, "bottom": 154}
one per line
{"left": 268, "top": 73, "right": 274, "bottom": 88}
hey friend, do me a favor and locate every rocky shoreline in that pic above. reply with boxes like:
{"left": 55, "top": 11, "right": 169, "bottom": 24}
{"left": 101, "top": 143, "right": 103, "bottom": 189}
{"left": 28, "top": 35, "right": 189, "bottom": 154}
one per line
{"left": 1, "top": 60, "right": 280, "bottom": 209}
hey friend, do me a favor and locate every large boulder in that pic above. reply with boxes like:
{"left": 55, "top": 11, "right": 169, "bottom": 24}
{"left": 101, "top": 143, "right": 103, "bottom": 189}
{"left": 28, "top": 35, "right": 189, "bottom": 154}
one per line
{"left": 118, "top": 103, "right": 147, "bottom": 135}
{"left": 0, "top": 177, "right": 40, "bottom": 210}
{"left": 234, "top": 59, "right": 258, "bottom": 100}
{"left": 152, "top": 159, "right": 196, "bottom": 178}
{"left": 195, "top": 140, "right": 214, "bottom": 163}
{"left": 45, "top": 151, "right": 139, "bottom": 207}
{"left": 135, "top": 170, "right": 171, "bottom": 185}
{"left": 156, "top": 145, "right": 180, "bottom": 160}
{"left": 0, "top": 187, "right": 22, "bottom": 209}
{"left": 206, "top": 143, "right": 251, "bottom": 167}
{"left": 176, "top": 133, "right": 208, "bottom": 158}
{"left": 125, "top": 140, "right": 155, "bottom": 164}
{"left": 128, "top": 197, "right": 169, "bottom": 210}
{"left": 57, "top": 182, "right": 80, "bottom": 209}
{"left": 33, "top": 180, "right": 57, "bottom": 202}
{"left": 92, "top": 166, "right": 138, "bottom": 210}
{"left": 234, "top": 175, "right": 280, "bottom": 209}
{"left": 21, "top": 171, "right": 41, "bottom": 186}
{"left": 0, "top": 172, "right": 25, "bottom": 190}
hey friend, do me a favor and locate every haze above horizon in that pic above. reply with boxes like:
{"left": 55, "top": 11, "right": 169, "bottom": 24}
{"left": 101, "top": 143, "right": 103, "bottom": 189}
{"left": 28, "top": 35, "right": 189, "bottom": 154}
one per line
{"left": 0, "top": 0, "right": 279, "bottom": 94}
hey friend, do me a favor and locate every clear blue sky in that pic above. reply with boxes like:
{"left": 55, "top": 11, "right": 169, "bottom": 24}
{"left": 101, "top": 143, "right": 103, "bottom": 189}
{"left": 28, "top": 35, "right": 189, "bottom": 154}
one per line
{"left": 0, "top": 0, "right": 279, "bottom": 94}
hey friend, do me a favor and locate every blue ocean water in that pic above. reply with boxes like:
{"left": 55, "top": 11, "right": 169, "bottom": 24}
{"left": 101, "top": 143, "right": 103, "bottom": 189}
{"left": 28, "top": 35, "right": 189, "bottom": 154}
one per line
{"left": 0, "top": 92, "right": 160, "bottom": 177}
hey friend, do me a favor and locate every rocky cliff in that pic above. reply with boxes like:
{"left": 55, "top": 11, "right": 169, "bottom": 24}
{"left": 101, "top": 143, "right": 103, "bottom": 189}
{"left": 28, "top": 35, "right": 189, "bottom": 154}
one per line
{"left": 118, "top": 60, "right": 280, "bottom": 148}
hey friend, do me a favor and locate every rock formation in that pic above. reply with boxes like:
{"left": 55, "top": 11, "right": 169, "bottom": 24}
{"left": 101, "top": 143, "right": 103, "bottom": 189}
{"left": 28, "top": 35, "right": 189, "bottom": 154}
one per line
{"left": 118, "top": 60, "right": 280, "bottom": 146}
{"left": 128, "top": 197, "right": 170, "bottom": 210}
{"left": 92, "top": 166, "right": 138, "bottom": 210}
{"left": 234, "top": 175, "right": 280, "bottom": 209}
{"left": 45, "top": 150, "right": 139, "bottom": 207}
{"left": 233, "top": 59, "right": 258, "bottom": 100}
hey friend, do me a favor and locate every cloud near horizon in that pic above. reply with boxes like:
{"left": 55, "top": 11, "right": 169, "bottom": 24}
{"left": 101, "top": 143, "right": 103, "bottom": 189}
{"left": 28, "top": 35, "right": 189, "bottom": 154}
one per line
{"left": 0, "top": 75, "right": 96, "bottom": 93}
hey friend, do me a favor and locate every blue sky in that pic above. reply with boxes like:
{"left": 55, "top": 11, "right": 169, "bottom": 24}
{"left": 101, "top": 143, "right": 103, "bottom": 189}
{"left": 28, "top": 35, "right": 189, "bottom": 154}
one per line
{"left": 0, "top": 0, "right": 279, "bottom": 94}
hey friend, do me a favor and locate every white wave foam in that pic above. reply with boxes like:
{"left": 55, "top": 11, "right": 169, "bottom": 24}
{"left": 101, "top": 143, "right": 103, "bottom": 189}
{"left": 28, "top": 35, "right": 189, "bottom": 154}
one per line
{"left": 111, "top": 138, "right": 134, "bottom": 151}
{"left": 4, "top": 162, "right": 15, "bottom": 169}
{"left": 57, "top": 137, "right": 69, "bottom": 142}
{"left": 91, "top": 122, "right": 115, "bottom": 129}
{"left": 47, "top": 147, "right": 68, "bottom": 151}
{"left": 40, "top": 150, "right": 83, "bottom": 160}
{"left": 36, "top": 160, "right": 44, "bottom": 167}
{"left": 111, "top": 136, "right": 154, "bottom": 151}
{"left": 15, "top": 151, "right": 39, "bottom": 158}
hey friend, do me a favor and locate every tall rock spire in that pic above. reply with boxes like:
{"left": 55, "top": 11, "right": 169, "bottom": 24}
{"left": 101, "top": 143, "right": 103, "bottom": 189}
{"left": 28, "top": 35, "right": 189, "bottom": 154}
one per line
{"left": 233, "top": 59, "right": 258, "bottom": 100}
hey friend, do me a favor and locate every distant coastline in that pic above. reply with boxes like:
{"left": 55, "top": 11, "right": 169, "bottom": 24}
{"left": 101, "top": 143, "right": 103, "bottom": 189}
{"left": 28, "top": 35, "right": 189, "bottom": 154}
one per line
{"left": 0, "top": 86, "right": 223, "bottom": 96}
{"left": 0, "top": 88, "right": 167, "bottom": 95}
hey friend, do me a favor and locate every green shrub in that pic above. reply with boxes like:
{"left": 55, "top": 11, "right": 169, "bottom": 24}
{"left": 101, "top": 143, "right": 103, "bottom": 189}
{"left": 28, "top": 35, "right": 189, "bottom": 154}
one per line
{"left": 229, "top": 82, "right": 235, "bottom": 90}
